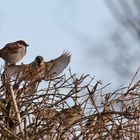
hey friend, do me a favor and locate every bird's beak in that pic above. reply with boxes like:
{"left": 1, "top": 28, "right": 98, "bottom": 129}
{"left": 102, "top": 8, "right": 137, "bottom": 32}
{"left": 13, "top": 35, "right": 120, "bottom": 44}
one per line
{"left": 26, "top": 44, "right": 29, "bottom": 47}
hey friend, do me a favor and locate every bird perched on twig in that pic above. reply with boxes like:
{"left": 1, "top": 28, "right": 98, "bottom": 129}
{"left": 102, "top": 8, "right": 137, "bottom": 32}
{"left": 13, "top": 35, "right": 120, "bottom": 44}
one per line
{"left": 57, "top": 105, "right": 82, "bottom": 127}
{"left": 6, "top": 51, "right": 71, "bottom": 94}
{"left": 0, "top": 40, "right": 29, "bottom": 65}
{"left": 34, "top": 105, "right": 82, "bottom": 129}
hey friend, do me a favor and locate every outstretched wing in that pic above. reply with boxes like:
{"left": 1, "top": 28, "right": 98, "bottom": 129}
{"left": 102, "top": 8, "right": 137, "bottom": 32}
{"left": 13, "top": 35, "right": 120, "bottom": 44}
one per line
{"left": 6, "top": 63, "right": 44, "bottom": 81}
{"left": 6, "top": 65, "right": 21, "bottom": 77}
{"left": 6, "top": 51, "right": 71, "bottom": 80}
{"left": 6, "top": 64, "right": 30, "bottom": 80}
{"left": 45, "top": 51, "right": 71, "bottom": 78}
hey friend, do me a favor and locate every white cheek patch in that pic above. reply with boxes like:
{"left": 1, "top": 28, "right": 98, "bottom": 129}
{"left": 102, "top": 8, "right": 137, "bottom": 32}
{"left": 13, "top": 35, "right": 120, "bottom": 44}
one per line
{"left": 41, "top": 61, "right": 45, "bottom": 66}
{"left": 17, "top": 43, "right": 26, "bottom": 49}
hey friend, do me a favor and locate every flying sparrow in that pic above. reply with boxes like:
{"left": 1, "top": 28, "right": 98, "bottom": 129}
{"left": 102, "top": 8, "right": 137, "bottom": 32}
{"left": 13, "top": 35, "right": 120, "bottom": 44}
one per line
{"left": 6, "top": 51, "right": 71, "bottom": 94}
{"left": 0, "top": 40, "right": 29, "bottom": 65}
{"left": 7, "top": 51, "right": 71, "bottom": 80}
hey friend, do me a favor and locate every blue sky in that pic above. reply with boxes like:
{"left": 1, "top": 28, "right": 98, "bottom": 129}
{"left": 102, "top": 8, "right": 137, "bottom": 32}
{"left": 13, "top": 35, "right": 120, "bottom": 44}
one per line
{"left": 0, "top": 0, "right": 126, "bottom": 88}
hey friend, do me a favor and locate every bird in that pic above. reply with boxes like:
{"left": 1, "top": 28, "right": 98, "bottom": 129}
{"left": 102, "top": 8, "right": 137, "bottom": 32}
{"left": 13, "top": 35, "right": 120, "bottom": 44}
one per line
{"left": 56, "top": 105, "right": 82, "bottom": 128}
{"left": 7, "top": 51, "right": 71, "bottom": 80}
{"left": 33, "top": 105, "right": 82, "bottom": 128}
{"left": 0, "top": 40, "right": 29, "bottom": 65}
{"left": 6, "top": 51, "right": 71, "bottom": 94}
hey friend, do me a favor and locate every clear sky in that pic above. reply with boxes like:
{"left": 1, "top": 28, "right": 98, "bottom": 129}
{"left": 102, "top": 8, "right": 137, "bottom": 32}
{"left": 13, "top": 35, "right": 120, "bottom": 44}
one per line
{"left": 0, "top": 0, "right": 131, "bottom": 89}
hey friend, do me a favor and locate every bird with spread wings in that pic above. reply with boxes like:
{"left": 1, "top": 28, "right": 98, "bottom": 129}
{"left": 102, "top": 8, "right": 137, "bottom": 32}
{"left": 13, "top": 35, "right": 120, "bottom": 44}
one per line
{"left": 6, "top": 51, "right": 71, "bottom": 95}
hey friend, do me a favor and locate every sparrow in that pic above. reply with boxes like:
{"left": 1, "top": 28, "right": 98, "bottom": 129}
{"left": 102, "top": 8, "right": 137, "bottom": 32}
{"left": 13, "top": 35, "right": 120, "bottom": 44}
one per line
{"left": 6, "top": 51, "right": 71, "bottom": 94}
{"left": 0, "top": 40, "right": 29, "bottom": 65}
{"left": 57, "top": 105, "right": 82, "bottom": 126}
{"left": 34, "top": 105, "right": 81, "bottom": 127}
{"left": 7, "top": 51, "right": 71, "bottom": 80}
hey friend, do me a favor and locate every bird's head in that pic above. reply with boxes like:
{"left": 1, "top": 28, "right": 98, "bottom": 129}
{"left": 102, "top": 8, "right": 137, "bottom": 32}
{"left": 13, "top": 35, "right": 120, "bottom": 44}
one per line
{"left": 16, "top": 40, "right": 29, "bottom": 47}
{"left": 35, "top": 56, "right": 44, "bottom": 66}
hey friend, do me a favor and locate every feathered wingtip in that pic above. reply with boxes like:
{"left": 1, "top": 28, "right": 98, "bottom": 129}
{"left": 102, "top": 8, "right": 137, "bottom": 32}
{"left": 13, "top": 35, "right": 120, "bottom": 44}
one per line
{"left": 62, "top": 50, "right": 71, "bottom": 62}
{"left": 44, "top": 50, "right": 71, "bottom": 78}
{"left": 62, "top": 50, "right": 71, "bottom": 56}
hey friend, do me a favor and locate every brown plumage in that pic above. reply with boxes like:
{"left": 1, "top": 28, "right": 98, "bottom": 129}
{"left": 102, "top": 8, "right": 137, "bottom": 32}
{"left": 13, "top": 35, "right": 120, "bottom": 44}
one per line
{"left": 44, "top": 51, "right": 71, "bottom": 78}
{"left": 0, "top": 40, "right": 29, "bottom": 65}
{"left": 6, "top": 51, "right": 71, "bottom": 95}
{"left": 7, "top": 51, "right": 71, "bottom": 80}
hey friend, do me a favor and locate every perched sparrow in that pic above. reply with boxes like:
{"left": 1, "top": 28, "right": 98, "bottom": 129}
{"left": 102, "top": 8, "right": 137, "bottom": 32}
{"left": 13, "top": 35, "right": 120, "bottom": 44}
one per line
{"left": 0, "top": 40, "right": 29, "bottom": 65}
{"left": 57, "top": 105, "right": 82, "bottom": 126}
{"left": 6, "top": 51, "right": 71, "bottom": 94}
{"left": 34, "top": 105, "right": 82, "bottom": 128}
